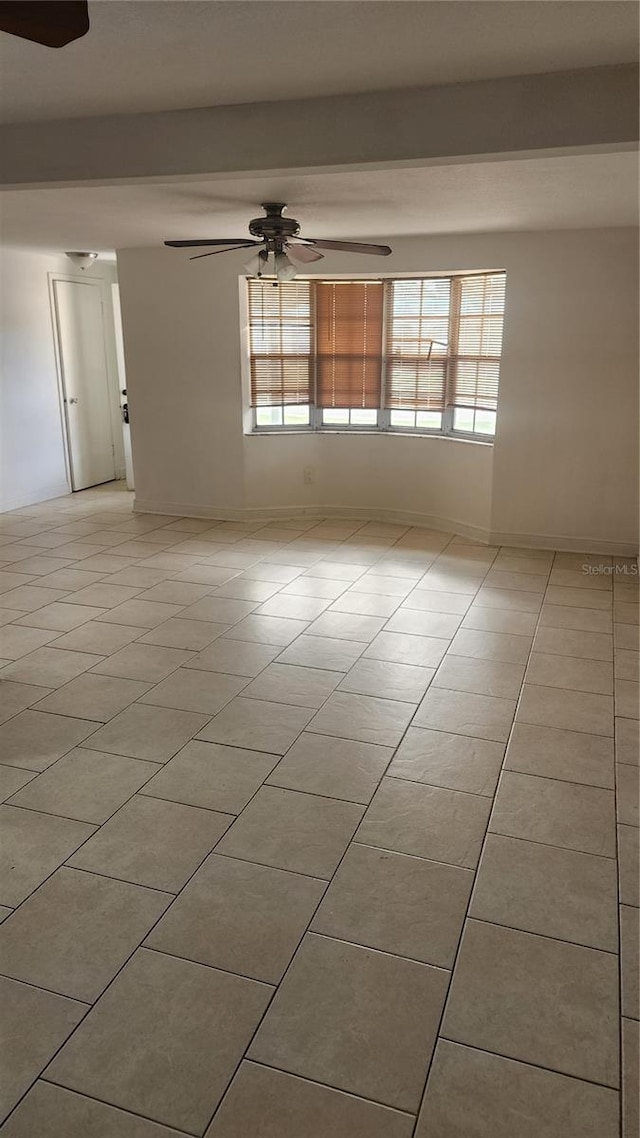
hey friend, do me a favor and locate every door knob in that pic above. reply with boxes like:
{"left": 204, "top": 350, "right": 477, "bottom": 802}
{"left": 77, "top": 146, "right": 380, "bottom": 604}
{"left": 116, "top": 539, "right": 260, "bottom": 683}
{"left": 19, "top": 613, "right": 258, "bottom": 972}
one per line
{"left": 67, "top": 397, "right": 79, "bottom": 404}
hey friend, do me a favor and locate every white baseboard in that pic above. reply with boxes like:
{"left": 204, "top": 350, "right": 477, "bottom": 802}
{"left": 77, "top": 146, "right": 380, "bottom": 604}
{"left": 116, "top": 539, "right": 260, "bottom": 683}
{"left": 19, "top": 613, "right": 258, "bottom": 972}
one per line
{"left": 133, "top": 496, "right": 639, "bottom": 556}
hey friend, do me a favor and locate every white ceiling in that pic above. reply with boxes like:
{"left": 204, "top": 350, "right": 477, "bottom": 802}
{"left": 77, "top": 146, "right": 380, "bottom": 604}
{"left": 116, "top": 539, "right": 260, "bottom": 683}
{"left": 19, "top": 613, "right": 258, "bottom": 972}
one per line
{"left": 0, "top": 0, "right": 637, "bottom": 124}
{"left": 1, "top": 152, "right": 636, "bottom": 254}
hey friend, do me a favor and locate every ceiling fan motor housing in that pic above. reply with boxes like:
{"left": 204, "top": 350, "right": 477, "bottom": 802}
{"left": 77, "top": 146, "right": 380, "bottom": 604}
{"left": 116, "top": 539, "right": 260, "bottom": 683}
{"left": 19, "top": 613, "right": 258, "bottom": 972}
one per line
{"left": 249, "top": 203, "right": 301, "bottom": 245}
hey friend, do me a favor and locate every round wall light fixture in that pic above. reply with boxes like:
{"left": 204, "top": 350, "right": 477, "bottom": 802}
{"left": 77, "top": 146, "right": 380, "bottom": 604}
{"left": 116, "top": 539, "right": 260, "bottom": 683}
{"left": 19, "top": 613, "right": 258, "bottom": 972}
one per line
{"left": 65, "top": 251, "right": 99, "bottom": 271}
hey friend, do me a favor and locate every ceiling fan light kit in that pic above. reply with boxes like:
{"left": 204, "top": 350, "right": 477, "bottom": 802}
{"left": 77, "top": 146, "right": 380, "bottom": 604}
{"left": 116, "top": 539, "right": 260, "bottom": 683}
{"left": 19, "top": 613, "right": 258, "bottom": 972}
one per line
{"left": 165, "top": 203, "right": 392, "bottom": 279}
{"left": 0, "top": 1, "right": 89, "bottom": 47}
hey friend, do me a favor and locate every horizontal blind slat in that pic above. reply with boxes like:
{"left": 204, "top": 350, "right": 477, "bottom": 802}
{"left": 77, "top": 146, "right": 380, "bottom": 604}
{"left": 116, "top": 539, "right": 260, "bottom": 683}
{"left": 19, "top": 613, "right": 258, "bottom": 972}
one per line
{"left": 316, "top": 282, "right": 383, "bottom": 408}
{"left": 248, "top": 280, "right": 313, "bottom": 406}
{"left": 448, "top": 272, "right": 506, "bottom": 413}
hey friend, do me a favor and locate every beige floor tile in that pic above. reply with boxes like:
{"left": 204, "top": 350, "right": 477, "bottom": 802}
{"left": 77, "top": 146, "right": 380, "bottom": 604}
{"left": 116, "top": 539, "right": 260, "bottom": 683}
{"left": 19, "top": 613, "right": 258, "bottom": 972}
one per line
{"left": 539, "top": 603, "right": 613, "bottom": 633}
{"left": 255, "top": 593, "right": 332, "bottom": 620}
{"left": 0, "top": 765, "right": 35, "bottom": 801}
{"left": 249, "top": 932, "right": 448, "bottom": 1112}
{"left": 526, "top": 652, "right": 613, "bottom": 695}
{"left": 217, "top": 785, "right": 363, "bottom": 878}
{"left": 620, "top": 904, "right": 639, "bottom": 1020}
{"left": 0, "top": 585, "right": 71, "bottom": 613}
{"left": 242, "top": 662, "right": 341, "bottom": 708}
{"left": 34, "top": 673, "right": 151, "bottom": 722}
{"left": 533, "top": 625, "right": 613, "bottom": 661}
{"left": 461, "top": 605, "right": 538, "bottom": 635}
{"left": 616, "top": 678, "right": 639, "bottom": 718}
{"left": 0, "top": 679, "right": 53, "bottom": 723}
{"left": 0, "top": 570, "right": 38, "bottom": 592}
{"left": 1, "top": 647, "right": 103, "bottom": 688}
{"left": 618, "top": 824, "right": 640, "bottom": 907}
{"left": 0, "top": 805, "right": 96, "bottom": 906}
{"left": 388, "top": 727, "right": 503, "bottom": 796}
{"left": 227, "top": 613, "right": 309, "bottom": 646}
{"left": 384, "top": 608, "right": 461, "bottom": 638}
{"left": 623, "top": 1018, "right": 639, "bottom": 1138}
{"left": 615, "top": 602, "right": 640, "bottom": 625}
{"left": 179, "top": 596, "right": 258, "bottom": 624}
{"left": 304, "top": 561, "right": 368, "bottom": 581}
{"left": 82, "top": 703, "right": 210, "bottom": 762}
{"left": 90, "top": 642, "right": 194, "bottom": 682}
{"left": 147, "top": 854, "right": 325, "bottom": 983}
{"left": 329, "top": 591, "right": 401, "bottom": 619}
{"left": 492, "top": 554, "right": 552, "bottom": 575}
{"left": 141, "top": 740, "right": 278, "bottom": 813}
{"left": 312, "top": 843, "right": 472, "bottom": 967}
{"left": 213, "top": 577, "right": 281, "bottom": 601}
{"left": 448, "top": 626, "right": 531, "bottom": 664}
{"left": 617, "top": 763, "right": 640, "bottom": 826}
{"left": 17, "top": 601, "right": 107, "bottom": 631}
{"left": 138, "top": 667, "right": 247, "bottom": 714}
{"left": 46, "top": 948, "right": 271, "bottom": 1134}
{"left": 616, "top": 649, "right": 640, "bottom": 681}
{"left": 0, "top": 710, "right": 97, "bottom": 771}
{"left": 416, "top": 1040, "right": 619, "bottom": 1138}
{"left": 0, "top": 976, "right": 86, "bottom": 1125}
{"left": 64, "top": 584, "right": 143, "bottom": 609}
{"left": 433, "top": 654, "right": 525, "bottom": 699}
{"left": 307, "top": 691, "right": 414, "bottom": 747}
{"left": 443, "top": 919, "right": 619, "bottom": 1085}
{"left": 1, "top": 1081, "right": 188, "bottom": 1138}
{"left": 198, "top": 696, "right": 313, "bottom": 754}
{"left": 357, "top": 777, "right": 491, "bottom": 868}
{"left": 491, "top": 771, "right": 615, "bottom": 856}
{"left": 8, "top": 748, "right": 160, "bottom": 824}
{"left": 400, "top": 588, "right": 471, "bottom": 615}
{"left": 69, "top": 794, "right": 232, "bottom": 892}
{"left": 267, "top": 732, "right": 391, "bottom": 803}
{"left": 615, "top": 622, "right": 640, "bottom": 649}
{"left": 338, "top": 657, "right": 434, "bottom": 702}
{"left": 36, "top": 568, "right": 108, "bottom": 592}
{"left": 549, "top": 568, "right": 612, "bottom": 591}
{"left": 516, "top": 683, "right": 613, "bottom": 736}
{"left": 506, "top": 722, "right": 614, "bottom": 787}
{"left": 474, "top": 587, "right": 542, "bottom": 613}
{"left": 97, "top": 599, "right": 186, "bottom": 629}
{"left": 350, "top": 573, "right": 414, "bottom": 597}
{"left": 413, "top": 687, "right": 516, "bottom": 742}
{"left": 471, "top": 833, "right": 618, "bottom": 950}
{"left": 138, "top": 616, "right": 227, "bottom": 650}
{"left": 130, "top": 581, "right": 213, "bottom": 605}
{"left": 206, "top": 1062, "right": 413, "bottom": 1138}
{"left": 306, "top": 610, "right": 387, "bottom": 642}
{"left": 364, "top": 629, "right": 449, "bottom": 667}
{"left": 185, "top": 637, "right": 279, "bottom": 677}
{"left": 545, "top": 585, "right": 612, "bottom": 610}
{"left": 277, "top": 633, "right": 366, "bottom": 671}
{"left": 484, "top": 569, "right": 546, "bottom": 593}
{"left": 617, "top": 716, "right": 640, "bottom": 763}
{"left": 50, "top": 620, "right": 142, "bottom": 654}
{"left": 0, "top": 866, "right": 170, "bottom": 1002}
{"left": 282, "top": 575, "right": 351, "bottom": 599}
{"left": 0, "top": 624, "right": 57, "bottom": 659}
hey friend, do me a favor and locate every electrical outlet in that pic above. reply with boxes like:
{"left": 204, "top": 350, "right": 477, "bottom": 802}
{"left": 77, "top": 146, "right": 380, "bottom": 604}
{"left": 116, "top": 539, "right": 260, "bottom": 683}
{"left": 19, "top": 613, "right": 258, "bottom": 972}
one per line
{"left": 303, "top": 466, "right": 315, "bottom": 485}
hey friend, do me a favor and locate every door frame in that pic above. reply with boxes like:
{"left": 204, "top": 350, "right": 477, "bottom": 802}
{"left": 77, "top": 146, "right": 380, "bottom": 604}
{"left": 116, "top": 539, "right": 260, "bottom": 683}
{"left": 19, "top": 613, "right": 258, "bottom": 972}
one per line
{"left": 48, "top": 272, "right": 122, "bottom": 492}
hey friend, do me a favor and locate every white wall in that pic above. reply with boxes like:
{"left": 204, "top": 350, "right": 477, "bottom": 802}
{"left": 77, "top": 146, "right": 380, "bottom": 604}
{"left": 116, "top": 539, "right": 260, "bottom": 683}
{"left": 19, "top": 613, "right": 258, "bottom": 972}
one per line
{"left": 117, "top": 227, "right": 638, "bottom": 553}
{"left": 0, "top": 248, "right": 123, "bottom": 511}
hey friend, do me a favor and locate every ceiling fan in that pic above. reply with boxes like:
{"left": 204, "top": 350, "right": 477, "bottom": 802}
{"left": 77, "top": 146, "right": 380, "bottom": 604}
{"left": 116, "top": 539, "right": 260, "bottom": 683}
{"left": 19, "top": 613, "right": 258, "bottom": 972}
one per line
{"left": 165, "top": 202, "right": 392, "bottom": 280}
{"left": 0, "top": 1, "right": 89, "bottom": 48}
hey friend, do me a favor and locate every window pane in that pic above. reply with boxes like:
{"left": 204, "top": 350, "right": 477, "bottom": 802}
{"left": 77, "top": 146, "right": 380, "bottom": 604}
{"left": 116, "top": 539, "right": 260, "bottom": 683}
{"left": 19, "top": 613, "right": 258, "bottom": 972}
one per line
{"left": 474, "top": 410, "right": 496, "bottom": 435}
{"left": 416, "top": 411, "right": 443, "bottom": 430}
{"left": 350, "top": 409, "right": 377, "bottom": 426}
{"left": 256, "top": 406, "right": 283, "bottom": 427}
{"left": 453, "top": 408, "right": 475, "bottom": 433}
{"left": 283, "top": 405, "right": 310, "bottom": 426}
{"left": 323, "top": 409, "right": 350, "bottom": 425}
{"left": 390, "top": 410, "right": 416, "bottom": 429}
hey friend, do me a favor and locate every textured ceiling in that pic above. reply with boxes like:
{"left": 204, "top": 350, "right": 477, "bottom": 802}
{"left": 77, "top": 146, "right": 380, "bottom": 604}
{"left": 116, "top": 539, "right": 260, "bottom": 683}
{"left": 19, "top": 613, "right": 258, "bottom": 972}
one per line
{"left": 0, "top": 0, "right": 637, "bottom": 124}
{"left": 1, "top": 152, "right": 636, "bottom": 254}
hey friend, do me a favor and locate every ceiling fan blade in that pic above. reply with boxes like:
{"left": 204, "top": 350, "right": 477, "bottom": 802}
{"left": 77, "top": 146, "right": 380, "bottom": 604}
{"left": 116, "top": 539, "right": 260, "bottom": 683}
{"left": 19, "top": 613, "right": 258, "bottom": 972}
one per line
{"left": 297, "top": 238, "right": 392, "bottom": 256}
{"left": 165, "top": 239, "right": 258, "bottom": 248}
{"left": 189, "top": 243, "right": 259, "bottom": 261}
{"left": 286, "top": 243, "right": 324, "bottom": 264}
{"left": 0, "top": 1, "right": 89, "bottom": 47}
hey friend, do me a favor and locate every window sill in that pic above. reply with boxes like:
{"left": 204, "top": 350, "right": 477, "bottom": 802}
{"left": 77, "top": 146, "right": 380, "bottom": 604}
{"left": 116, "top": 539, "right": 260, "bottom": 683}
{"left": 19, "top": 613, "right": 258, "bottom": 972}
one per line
{"left": 246, "top": 429, "right": 494, "bottom": 447}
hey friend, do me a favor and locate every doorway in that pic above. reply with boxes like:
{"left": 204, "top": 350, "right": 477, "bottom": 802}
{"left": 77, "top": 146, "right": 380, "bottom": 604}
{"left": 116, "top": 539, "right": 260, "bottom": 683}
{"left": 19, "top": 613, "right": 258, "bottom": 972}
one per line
{"left": 51, "top": 276, "right": 117, "bottom": 491}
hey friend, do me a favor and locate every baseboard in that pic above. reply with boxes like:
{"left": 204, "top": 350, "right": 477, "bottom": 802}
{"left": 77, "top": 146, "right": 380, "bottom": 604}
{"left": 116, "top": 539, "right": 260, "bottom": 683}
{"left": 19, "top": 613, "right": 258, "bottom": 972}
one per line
{"left": 1, "top": 481, "right": 70, "bottom": 513}
{"left": 487, "top": 528, "right": 639, "bottom": 557}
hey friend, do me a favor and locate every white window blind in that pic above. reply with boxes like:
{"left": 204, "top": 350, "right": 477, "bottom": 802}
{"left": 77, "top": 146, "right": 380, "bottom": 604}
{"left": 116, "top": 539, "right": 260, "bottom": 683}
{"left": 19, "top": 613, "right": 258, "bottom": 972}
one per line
{"left": 248, "top": 279, "right": 313, "bottom": 406}
{"left": 385, "top": 278, "right": 450, "bottom": 410}
{"left": 448, "top": 272, "right": 506, "bottom": 412}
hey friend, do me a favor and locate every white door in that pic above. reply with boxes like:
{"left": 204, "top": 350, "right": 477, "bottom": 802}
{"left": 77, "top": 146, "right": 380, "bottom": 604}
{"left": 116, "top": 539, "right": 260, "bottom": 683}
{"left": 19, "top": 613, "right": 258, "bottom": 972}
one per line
{"left": 53, "top": 278, "right": 116, "bottom": 491}
{"left": 111, "top": 283, "right": 134, "bottom": 490}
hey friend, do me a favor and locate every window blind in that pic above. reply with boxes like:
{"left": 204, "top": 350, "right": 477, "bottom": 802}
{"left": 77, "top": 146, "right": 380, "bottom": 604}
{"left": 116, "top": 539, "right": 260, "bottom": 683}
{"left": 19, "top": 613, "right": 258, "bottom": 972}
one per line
{"left": 448, "top": 272, "right": 506, "bottom": 412}
{"left": 315, "top": 281, "right": 383, "bottom": 408}
{"left": 248, "top": 279, "right": 313, "bottom": 406}
{"left": 385, "top": 278, "right": 451, "bottom": 410}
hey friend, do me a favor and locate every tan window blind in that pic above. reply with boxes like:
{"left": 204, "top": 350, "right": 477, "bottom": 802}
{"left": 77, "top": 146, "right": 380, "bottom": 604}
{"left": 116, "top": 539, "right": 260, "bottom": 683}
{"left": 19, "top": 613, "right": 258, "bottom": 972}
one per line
{"left": 248, "top": 279, "right": 313, "bottom": 406}
{"left": 385, "top": 278, "right": 451, "bottom": 410}
{"left": 448, "top": 272, "right": 506, "bottom": 411}
{"left": 315, "top": 281, "right": 383, "bottom": 408}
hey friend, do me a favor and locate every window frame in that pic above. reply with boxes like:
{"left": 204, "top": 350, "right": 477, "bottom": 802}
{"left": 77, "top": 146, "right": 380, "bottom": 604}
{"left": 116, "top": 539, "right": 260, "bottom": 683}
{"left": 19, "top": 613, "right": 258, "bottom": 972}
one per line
{"left": 246, "top": 271, "right": 504, "bottom": 442}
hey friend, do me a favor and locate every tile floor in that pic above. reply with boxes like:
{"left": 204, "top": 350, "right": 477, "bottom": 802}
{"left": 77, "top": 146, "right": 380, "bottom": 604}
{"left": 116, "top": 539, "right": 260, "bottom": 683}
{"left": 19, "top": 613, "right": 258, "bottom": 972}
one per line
{"left": 0, "top": 482, "right": 638, "bottom": 1137}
